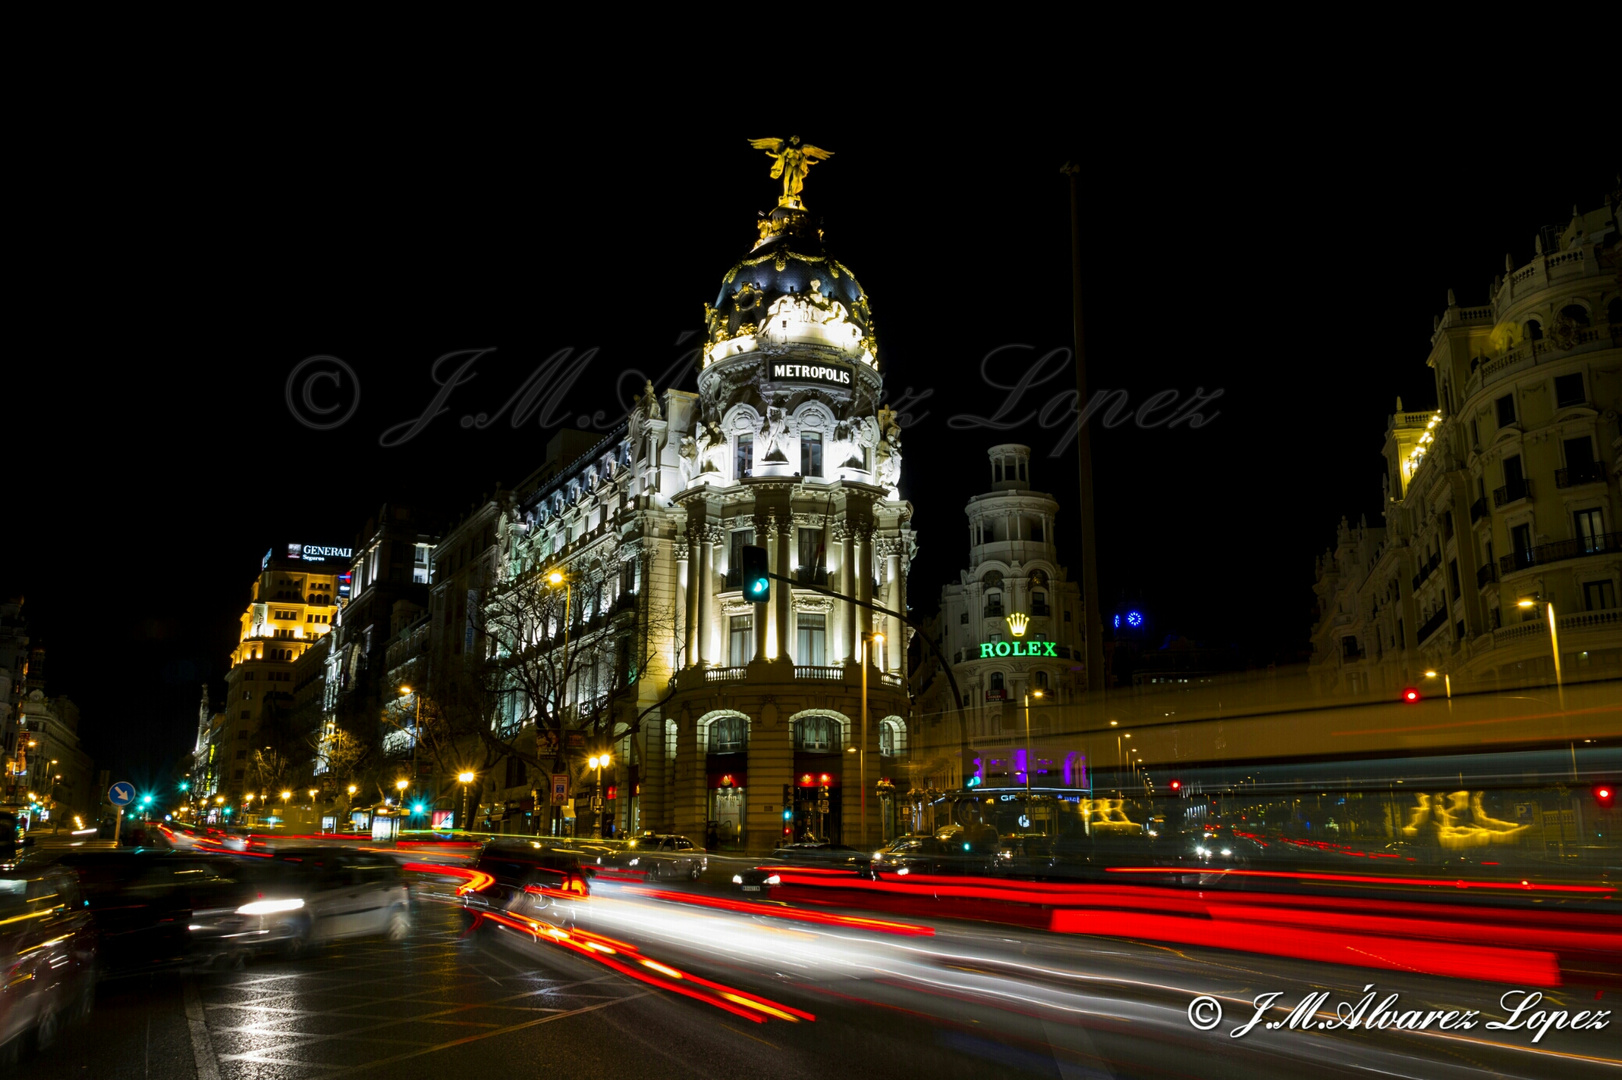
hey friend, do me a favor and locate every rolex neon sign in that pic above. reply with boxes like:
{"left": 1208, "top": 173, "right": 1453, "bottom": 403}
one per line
{"left": 980, "top": 640, "right": 1057, "bottom": 658}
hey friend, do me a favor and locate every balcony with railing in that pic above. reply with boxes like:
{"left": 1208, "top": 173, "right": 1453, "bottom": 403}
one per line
{"left": 1469, "top": 496, "right": 1488, "bottom": 523}
{"left": 1500, "top": 532, "right": 1622, "bottom": 575}
{"left": 794, "top": 565, "right": 829, "bottom": 586}
{"left": 1476, "top": 563, "right": 1497, "bottom": 588}
{"left": 795, "top": 665, "right": 844, "bottom": 681}
{"left": 1492, "top": 479, "right": 1533, "bottom": 508}
{"left": 1417, "top": 606, "right": 1450, "bottom": 644}
{"left": 1411, "top": 553, "right": 1441, "bottom": 591}
{"left": 1556, "top": 462, "right": 1608, "bottom": 488}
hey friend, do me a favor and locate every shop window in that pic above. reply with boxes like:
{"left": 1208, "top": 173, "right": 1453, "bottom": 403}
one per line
{"left": 794, "top": 716, "right": 834, "bottom": 752}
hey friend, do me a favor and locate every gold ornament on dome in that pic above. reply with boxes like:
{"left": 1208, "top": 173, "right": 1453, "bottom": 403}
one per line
{"left": 748, "top": 136, "right": 833, "bottom": 204}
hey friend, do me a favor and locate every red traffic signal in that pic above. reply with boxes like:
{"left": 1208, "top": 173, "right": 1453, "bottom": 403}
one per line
{"left": 1168, "top": 780, "right": 1182, "bottom": 792}
{"left": 1402, "top": 688, "right": 1421, "bottom": 702}
{"left": 1595, "top": 783, "right": 1615, "bottom": 809}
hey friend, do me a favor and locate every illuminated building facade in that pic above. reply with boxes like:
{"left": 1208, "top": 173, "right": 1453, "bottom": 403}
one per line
{"left": 491, "top": 169, "right": 915, "bottom": 852}
{"left": 911, "top": 445, "right": 1087, "bottom": 791}
{"left": 1314, "top": 192, "right": 1621, "bottom": 694}
{"left": 1, "top": 598, "right": 29, "bottom": 802}
{"left": 218, "top": 544, "right": 347, "bottom": 801}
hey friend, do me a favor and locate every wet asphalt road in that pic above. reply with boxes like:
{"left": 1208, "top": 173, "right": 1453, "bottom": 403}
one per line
{"left": 14, "top": 875, "right": 1621, "bottom": 1080}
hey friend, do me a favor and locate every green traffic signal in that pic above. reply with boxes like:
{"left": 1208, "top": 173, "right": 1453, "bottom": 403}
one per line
{"left": 741, "top": 545, "right": 769, "bottom": 603}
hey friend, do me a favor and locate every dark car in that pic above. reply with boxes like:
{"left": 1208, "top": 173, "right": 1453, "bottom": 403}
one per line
{"left": 766, "top": 842, "right": 868, "bottom": 868}
{"left": 462, "top": 842, "right": 592, "bottom": 928}
{"left": 47, "top": 850, "right": 256, "bottom": 974}
{"left": 730, "top": 867, "right": 782, "bottom": 894}
{"left": 257, "top": 848, "right": 414, "bottom": 955}
{"left": 870, "top": 834, "right": 988, "bottom": 878}
{"left": 0, "top": 863, "right": 95, "bottom": 1064}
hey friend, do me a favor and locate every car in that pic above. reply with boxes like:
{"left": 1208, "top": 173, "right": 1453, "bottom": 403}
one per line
{"left": 730, "top": 867, "right": 782, "bottom": 894}
{"left": 461, "top": 842, "right": 592, "bottom": 927}
{"left": 0, "top": 863, "right": 95, "bottom": 1064}
{"left": 870, "top": 834, "right": 991, "bottom": 878}
{"left": 613, "top": 834, "right": 707, "bottom": 881}
{"left": 256, "top": 848, "right": 414, "bottom": 955}
{"left": 765, "top": 842, "right": 868, "bottom": 868}
{"left": 47, "top": 850, "right": 262, "bottom": 974}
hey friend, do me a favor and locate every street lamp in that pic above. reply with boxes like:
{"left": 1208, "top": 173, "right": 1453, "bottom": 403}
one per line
{"left": 1423, "top": 669, "right": 1452, "bottom": 700}
{"left": 457, "top": 771, "right": 475, "bottom": 831}
{"left": 860, "top": 631, "right": 883, "bottom": 849}
{"left": 587, "top": 753, "right": 611, "bottom": 839}
{"left": 400, "top": 685, "right": 422, "bottom": 787}
{"left": 547, "top": 570, "right": 573, "bottom": 715}
{"left": 1023, "top": 688, "right": 1044, "bottom": 799}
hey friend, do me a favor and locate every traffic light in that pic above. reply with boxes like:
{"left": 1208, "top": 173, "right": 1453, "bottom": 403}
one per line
{"left": 1402, "top": 688, "right": 1421, "bottom": 703}
{"left": 965, "top": 775, "right": 982, "bottom": 788}
{"left": 741, "top": 545, "right": 769, "bottom": 602}
{"left": 1168, "top": 780, "right": 1182, "bottom": 793}
{"left": 1595, "top": 783, "right": 1615, "bottom": 809}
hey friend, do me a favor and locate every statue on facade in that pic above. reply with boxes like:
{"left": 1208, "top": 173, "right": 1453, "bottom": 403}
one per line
{"left": 642, "top": 379, "right": 661, "bottom": 420}
{"left": 761, "top": 404, "right": 790, "bottom": 461}
{"left": 748, "top": 136, "right": 833, "bottom": 201}
{"left": 695, "top": 421, "right": 726, "bottom": 474}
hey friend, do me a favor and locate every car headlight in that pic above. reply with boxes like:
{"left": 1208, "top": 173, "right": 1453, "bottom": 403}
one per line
{"left": 765, "top": 875, "right": 780, "bottom": 886}
{"left": 732, "top": 874, "right": 744, "bottom": 884}
{"left": 1195, "top": 846, "right": 1208, "bottom": 857}
{"left": 896, "top": 866, "right": 909, "bottom": 875}
{"left": 236, "top": 898, "right": 304, "bottom": 916}
{"left": 628, "top": 857, "right": 639, "bottom": 867}
{"left": 1220, "top": 848, "right": 1232, "bottom": 857}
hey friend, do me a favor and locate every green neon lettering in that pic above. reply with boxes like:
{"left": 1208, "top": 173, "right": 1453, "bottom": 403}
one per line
{"left": 979, "top": 643, "right": 994, "bottom": 659}
{"left": 1043, "top": 642, "right": 1057, "bottom": 656}
{"left": 995, "top": 641, "right": 1011, "bottom": 657}
{"left": 1012, "top": 641, "right": 1025, "bottom": 656}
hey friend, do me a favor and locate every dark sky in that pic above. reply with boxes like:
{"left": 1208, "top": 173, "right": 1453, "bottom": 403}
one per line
{"left": 8, "top": 106, "right": 1615, "bottom": 792}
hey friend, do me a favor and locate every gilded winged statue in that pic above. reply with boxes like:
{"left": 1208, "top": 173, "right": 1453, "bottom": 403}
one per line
{"left": 749, "top": 136, "right": 833, "bottom": 200}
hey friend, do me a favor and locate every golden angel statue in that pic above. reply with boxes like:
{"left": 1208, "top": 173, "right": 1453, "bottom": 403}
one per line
{"left": 749, "top": 136, "right": 833, "bottom": 201}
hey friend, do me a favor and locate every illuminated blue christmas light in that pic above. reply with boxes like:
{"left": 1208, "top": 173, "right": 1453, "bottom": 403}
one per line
{"left": 1126, "top": 611, "right": 1143, "bottom": 627}
{"left": 1113, "top": 614, "right": 1120, "bottom": 628}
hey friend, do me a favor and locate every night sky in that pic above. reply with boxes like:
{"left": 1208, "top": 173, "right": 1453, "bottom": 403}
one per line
{"left": 8, "top": 111, "right": 1614, "bottom": 791}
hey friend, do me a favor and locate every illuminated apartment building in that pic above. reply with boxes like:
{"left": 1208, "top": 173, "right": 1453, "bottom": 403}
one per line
{"left": 1314, "top": 191, "right": 1621, "bottom": 694}
{"left": 216, "top": 543, "right": 349, "bottom": 804}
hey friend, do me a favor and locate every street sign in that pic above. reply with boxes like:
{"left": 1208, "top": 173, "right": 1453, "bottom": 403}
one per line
{"left": 108, "top": 782, "right": 136, "bottom": 807}
{"left": 550, "top": 773, "right": 570, "bottom": 805}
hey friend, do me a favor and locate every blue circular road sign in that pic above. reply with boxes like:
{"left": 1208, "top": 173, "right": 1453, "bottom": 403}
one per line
{"left": 108, "top": 782, "right": 136, "bottom": 807}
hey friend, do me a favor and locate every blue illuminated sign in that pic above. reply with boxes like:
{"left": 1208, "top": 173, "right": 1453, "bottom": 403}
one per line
{"left": 1126, "top": 611, "right": 1143, "bottom": 627}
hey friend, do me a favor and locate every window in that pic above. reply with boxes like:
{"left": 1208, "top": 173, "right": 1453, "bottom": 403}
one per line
{"left": 1511, "top": 523, "right": 1533, "bottom": 559}
{"left": 728, "top": 615, "right": 752, "bottom": 667}
{"left": 1495, "top": 394, "right": 1516, "bottom": 428}
{"left": 1574, "top": 508, "right": 1605, "bottom": 552}
{"left": 242, "top": 690, "right": 251, "bottom": 701}
{"left": 800, "top": 431, "right": 822, "bottom": 478}
{"left": 1031, "top": 520, "right": 1044, "bottom": 542}
{"left": 1525, "top": 318, "right": 1543, "bottom": 341}
{"left": 990, "top": 672, "right": 1004, "bottom": 692}
{"left": 796, "top": 613, "right": 826, "bottom": 665}
{"left": 734, "top": 433, "right": 753, "bottom": 479}
{"left": 1555, "top": 373, "right": 1586, "bottom": 409}
{"left": 797, "top": 528, "right": 821, "bottom": 576}
{"left": 959, "top": 612, "right": 968, "bottom": 624}
{"left": 1033, "top": 670, "right": 1049, "bottom": 690}
{"left": 793, "top": 716, "right": 833, "bottom": 752}
{"left": 729, "top": 528, "right": 753, "bottom": 588}
{"left": 984, "top": 591, "right": 1003, "bottom": 617}
{"left": 239, "top": 710, "right": 250, "bottom": 719}
{"left": 1584, "top": 580, "right": 1616, "bottom": 611}
{"left": 709, "top": 716, "right": 746, "bottom": 753}
{"left": 1559, "top": 304, "right": 1590, "bottom": 327}
{"left": 1031, "top": 590, "right": 1049, "bottom": 616}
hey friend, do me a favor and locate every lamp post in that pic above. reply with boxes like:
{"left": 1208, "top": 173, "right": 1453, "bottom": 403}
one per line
{"left": 457, "top": 771, "right": 475, "bottom": 832}
{"left": 860, "top": 631, "right": 883, "bottom": 849}
{"left": 396, "top": 778, "right": 409, "bottom": 821}
{"left": 400, "top": 685, "right": 422, "bottom": 789}
{"left": 547, "top": 568, "right": 573, "bottom": 711}
{"left": 1517, "top": 597, "right": 1565, "bottom": 711}
{"left": 1023, "top": 688, "right": 1044, "bottom": 800}
{"left": 587, "top": 753, "right": 611, "bottom": 839}
{"left": 1422, "top": 669, "right": 1452, "bottom": 700}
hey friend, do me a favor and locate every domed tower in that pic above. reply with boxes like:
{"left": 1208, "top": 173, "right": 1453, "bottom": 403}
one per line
{"left": 656, "top": 139, "right": 914, "bottom": 855}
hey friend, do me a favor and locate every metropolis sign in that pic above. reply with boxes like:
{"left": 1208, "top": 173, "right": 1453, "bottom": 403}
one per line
{"left": 768, "top": 361, "right": 851, "bottom": 387}
{"left": 979, "top": 640, "right": 1058, "bottom": 658}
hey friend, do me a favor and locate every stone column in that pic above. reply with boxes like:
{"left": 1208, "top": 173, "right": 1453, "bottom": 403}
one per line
{"left": 855, "top": 526, "right": 873, "bottom": 644}
{"left": 774, "top": 514, "right": 794, "bottom": 664}
{"left": 697, "top": 528, "right": 716, "bottom": 667}
{"left": 837, "top": 522, "right": 855, "bottom": 663}
{"left": 673, "top": 711, "right": 705, "bottom": 842}
{"left": 881, "top": 538, "right": 903, "bottom": 675}
{"left": 675, "top": 538, "right": 691, "bottom": 669}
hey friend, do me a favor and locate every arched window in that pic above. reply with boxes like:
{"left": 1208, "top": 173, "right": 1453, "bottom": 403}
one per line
{"left": 1560, "top": 304, "right": 1590, "bottom": 327}
{"left": 1033, "top": 670, "right": 1049, "bottom": 691}
{"left": 709, "top": 716, "right": 747, "bottom": 753}
{"left": 990, "top": 672, "right": 1005, "bottom": 692}
{"left": 879, "top": 718, "right": 906, "bottom": 757}
{"left": 793, "top": 716, "right": 834, "bottom": 752}
{"left": 1525, "top": 318, "right": 1544, "bottom": 341}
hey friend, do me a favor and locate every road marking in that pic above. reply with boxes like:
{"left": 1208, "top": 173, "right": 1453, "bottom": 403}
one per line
{"left": 316, "top": 992, "right": 655, "bottom": 1079}
{"left": 182, "top": 979, "right": 221, "bottom": 1080}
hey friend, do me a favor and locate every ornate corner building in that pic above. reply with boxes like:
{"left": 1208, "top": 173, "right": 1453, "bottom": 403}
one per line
{"left": 487, "top": 159, "right": 917, "bottom": 853}
{"left": 1313, "top": 192, "right": 1622, "bottom": 694}
{"left": 910, "top": 445, "right": 1087, "bottom": 791}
